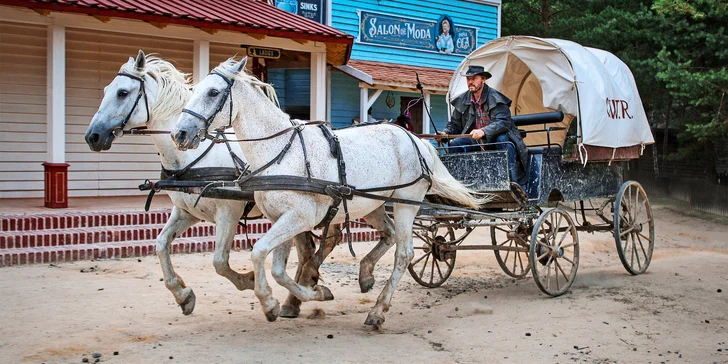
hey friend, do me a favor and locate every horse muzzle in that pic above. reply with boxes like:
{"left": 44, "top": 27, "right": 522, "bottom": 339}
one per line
{"left": 84, "top": 126, "right": 114, "bottom": 152}
{"left": 171, "top": 127, "right": 202, "bottom": 151}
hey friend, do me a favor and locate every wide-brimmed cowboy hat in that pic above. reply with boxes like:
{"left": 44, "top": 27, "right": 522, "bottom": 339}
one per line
{"left": 460, "top": 65, "right": 492, "bottom": 79}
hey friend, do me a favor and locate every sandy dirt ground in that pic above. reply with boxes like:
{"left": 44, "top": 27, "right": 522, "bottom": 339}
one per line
{"left": 1, "top": 201, "right": 727, "bottom": 364}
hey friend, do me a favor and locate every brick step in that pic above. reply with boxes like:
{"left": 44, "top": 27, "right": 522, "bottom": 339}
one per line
{"left": 0, "top": 219, "right": 276, "bottom": 250}
{"left": 0, "top": 228, "right": 380, "bottom": 267}
{"left": 0, "top": 209, "right": 173, "bottom": 232}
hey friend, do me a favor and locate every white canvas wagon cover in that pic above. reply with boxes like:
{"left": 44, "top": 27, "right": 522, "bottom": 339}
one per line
{"left": 448, "top": 36, "right": 654, "bottom": 154}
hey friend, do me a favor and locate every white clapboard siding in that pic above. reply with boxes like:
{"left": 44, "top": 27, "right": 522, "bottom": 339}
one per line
{"left": 65, "top": 28, "right": 193, "bottom": 197}
{"left": 0, "top": 21, "right": 47, "bottom": 198}
{"left": 210, "top": 42, "right": 245, "bottom": 71}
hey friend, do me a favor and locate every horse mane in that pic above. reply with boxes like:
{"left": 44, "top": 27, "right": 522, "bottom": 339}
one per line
{"left": 119, "top": 55, "right": 192, "bottom": 123}
{"left": 214, "top": 58, "right": 281, "bottom": 109}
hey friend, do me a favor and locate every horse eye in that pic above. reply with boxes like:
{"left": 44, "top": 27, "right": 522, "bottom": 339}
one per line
{"left": 208, "top": 89, "right": 220, "bottom": 97}
{"left": 117, "top": 89, "right": 129, "bottom": 97}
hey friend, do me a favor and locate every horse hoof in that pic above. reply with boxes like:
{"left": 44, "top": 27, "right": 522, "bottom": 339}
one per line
{"left": 359, "top": 277, "right": 375, "bottom": 293}
{"left": 314, "top": 285, "right": 334, "bottom": 301}
{"left": 279, "top": 304, "right": 300, "bottom": 319}
{"left": 264, "top": 302, "right": 280, "bottom": 322}
{"left": 180, "top": 291, "right": 196, "bottom": 316}
{"left": 364, "top": 312, "right": 385, "bottom": 326}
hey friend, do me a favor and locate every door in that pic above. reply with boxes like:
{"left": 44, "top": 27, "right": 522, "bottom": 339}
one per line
{"left": 400, "top": 97, "right": 423, "bottom": 132}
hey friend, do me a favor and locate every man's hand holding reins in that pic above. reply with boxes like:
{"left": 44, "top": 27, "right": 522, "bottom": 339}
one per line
{"left": 470, "top": 128, "right": 485, "bottom": 140}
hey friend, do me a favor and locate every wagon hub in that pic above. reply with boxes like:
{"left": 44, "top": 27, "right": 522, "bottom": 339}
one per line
{"left": 432, "top": 236, "right": 452, "bottom": 261}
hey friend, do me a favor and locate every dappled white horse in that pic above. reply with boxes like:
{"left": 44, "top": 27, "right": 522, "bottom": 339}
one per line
{"left": 171, "top": 58, "right": 489, "bottom": 326}
{"left": 85, "top": 51, "right": 339, "bottom": 318}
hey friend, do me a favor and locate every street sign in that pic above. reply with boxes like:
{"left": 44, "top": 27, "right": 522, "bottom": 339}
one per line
{"left": 246, "top": 47, "right": 281, "bottom": 59}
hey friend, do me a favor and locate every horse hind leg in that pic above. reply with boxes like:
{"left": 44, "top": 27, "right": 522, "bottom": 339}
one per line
{"left": 156, "top": 207, "right": 199, "bottom": 315}
{"left": 271, "top": 237, "right": 335, "bottom": 305}
{"left": 365, "top": 203, "right": 417, "bottom": 327}
{"left": 359, "top": 206, "right": 396, "bottom": 293}
{"left": 212, "top": 212, "right": 255, "bottom": 291}
{"left": 281, "top": 226, "right": 342, "bottom": 318}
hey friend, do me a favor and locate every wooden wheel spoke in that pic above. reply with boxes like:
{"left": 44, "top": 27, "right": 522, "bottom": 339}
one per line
{"left": 537, "top": 250, "right": 550, "bottom": 262}
{"left": 560, "top": 255, "right": 575, "bottom": 265}
{"left": 411, "top": 250, "right": 431, "bottom": 266}
{"left": 631, "top": 232, "right": 642, "bottom": 270}
{"left": 433, "top": 258, "right": 444, "bottom": 282}
{"left": 499, "top": 239, "right": 513, "bottom": 247}
{"left": 629, "top": 232, "right": 636, "bottom": 268}
{"left": 635, "top": 232, "right": 649, "bottom": 262}
{"left": 554, "top": 259, "right": 571, "bottom": 282}
{"left": 494, "top": 226, "right": 511, "bottom": 234}
{"left": 418, "top": 253, "right": 431, "bottom": 278}
{"left": 517, "top": 251, "right": 525, "bottom": 273}
{"left": 556, "top": 228, "right": 571, "bottom": 247}
{"left": 620, "top": 225, "right": 636, "bottom": 236}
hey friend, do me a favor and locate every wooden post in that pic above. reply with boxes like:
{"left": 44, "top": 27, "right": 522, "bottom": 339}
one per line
{"left": 45, "top": 24, "right": 68, "bottom": 208}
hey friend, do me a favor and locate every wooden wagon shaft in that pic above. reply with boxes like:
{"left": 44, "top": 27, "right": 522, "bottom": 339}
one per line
{"left": 416, "top": 133, "right": 473, "bottom": 139}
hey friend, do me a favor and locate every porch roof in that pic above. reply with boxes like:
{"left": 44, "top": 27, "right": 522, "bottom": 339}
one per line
{"left": 1, "top": 0, "right": 354, "bottom": 65}
{"left": 337, "top": 60, "right": 455, "bottom": 94}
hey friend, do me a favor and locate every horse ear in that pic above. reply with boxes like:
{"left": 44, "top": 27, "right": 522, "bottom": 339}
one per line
{"left": 234, "top": 56, "right": 248, "bottom": 74}
{"left": 134, "top": 50, "right": 146, "bottom": 71}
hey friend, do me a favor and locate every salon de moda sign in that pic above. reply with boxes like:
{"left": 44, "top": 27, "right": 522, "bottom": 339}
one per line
{"left": 358, "top": 11, "right": 477, "bottom": 55}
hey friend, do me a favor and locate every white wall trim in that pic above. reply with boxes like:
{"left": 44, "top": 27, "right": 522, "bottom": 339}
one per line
{"left": 47, "top": 24, "right": 65, "bottom": 164}
{"left": 310, "top": 52, "right": 327, "bottom": 121}
{"left": 423, "top": 92, "right": 431, "bottom": 134}
{"left": 193, "top": 40, "right": 210, "bottom": 83}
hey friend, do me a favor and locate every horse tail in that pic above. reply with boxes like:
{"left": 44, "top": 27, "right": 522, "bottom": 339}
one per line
{"left": 422, "top": 142, "right": 493, "bottom": 209}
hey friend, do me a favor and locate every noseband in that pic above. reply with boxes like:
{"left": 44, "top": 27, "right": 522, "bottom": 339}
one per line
{"left": 112, "top": 72, "right": 150, "bottom": 138}
{"left": 180, "top": 71, "right": 234, "bottom": 140}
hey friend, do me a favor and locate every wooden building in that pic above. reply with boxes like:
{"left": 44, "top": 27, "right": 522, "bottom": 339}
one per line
{"left": 0, "top": 0, "right": 353, "bottom": 204}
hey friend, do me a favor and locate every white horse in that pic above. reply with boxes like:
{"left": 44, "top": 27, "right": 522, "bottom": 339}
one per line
{"left": 171, "top": 58, "right": 489, "bottom": 326}
{"left": 85, "top": 51, "right": 340, "bottom": 318}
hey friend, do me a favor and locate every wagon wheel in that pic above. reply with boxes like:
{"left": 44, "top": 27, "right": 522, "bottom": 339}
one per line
{"left": 614, "top": 181, "right": 654, "bottom": 275}
{"left": 408, "top": 222, "right": 471, "bottom": 288}
{"left": 491, "top": 220, "right": 531, "bottom": 278}
{"left": 529, "top": 208, "right": 579, "bottom": 297}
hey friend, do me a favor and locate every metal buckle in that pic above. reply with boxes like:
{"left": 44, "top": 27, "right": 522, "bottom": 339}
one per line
{"left": 112, "top": 127, "right": 124, "bottom": 139}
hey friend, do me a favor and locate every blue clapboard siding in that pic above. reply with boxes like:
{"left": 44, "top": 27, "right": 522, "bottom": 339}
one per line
{"left": 332, "top": 0, "right": 498, "bottom": 70}
{"left": 284, "top": 69, "right": 311, "bottom": 107}
{"left": 430, "top": 94, "right": 449, "bottom": 132}
{"left": 268, "top": 69, "right": 287, "bottom": 110}
{"left": 329, "top": 71, "right": 361, "bottom": 127}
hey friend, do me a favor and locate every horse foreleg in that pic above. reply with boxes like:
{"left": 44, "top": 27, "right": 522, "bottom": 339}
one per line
{"left": 156, "top": 207, "right": 199, "bottom": 315}
{"left": 279, "top": 233, "right": 311, "bottom": 318}
{"left": 250, "top": 211, "right": 308, "bottom": 322}
{"left": 365, "top": 204, "right": 417, "bottom": 327}
{"left": 280, "top": 227, "right": 342, "bottom": 318}
{"left": 360, "top": 206, "right": 396, "bottom": 293}
{"left": 271, "top": 236, "right": 334, "bottom": 305}
{"left": 212, "top": 210, "right": 254, "bottom": 291}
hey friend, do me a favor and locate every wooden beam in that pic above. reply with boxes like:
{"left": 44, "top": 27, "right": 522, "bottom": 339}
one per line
{"left": 92, "top": 15, "right": 111, "bottom": 23}
{"left": 147, "top": 21, "right": 168, "bottom": 29}
{"left": 292, "top": 38, "right": 309, "bottom": 45}
{"left": 199, "top": 27, "right": 219, "bottom": 35}
{"left": 33, "top": 8, "right": 51, "bottom": 16}
{"left": 248, "top": 33, "right": 266, "bottom": 40}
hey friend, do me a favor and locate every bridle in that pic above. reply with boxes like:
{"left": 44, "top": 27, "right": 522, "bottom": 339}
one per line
{"left": 180, "top": 70, "right": 234, "bottom": 142}
{"left": 112, "top": 72, "right": 150, "bottom": 138}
